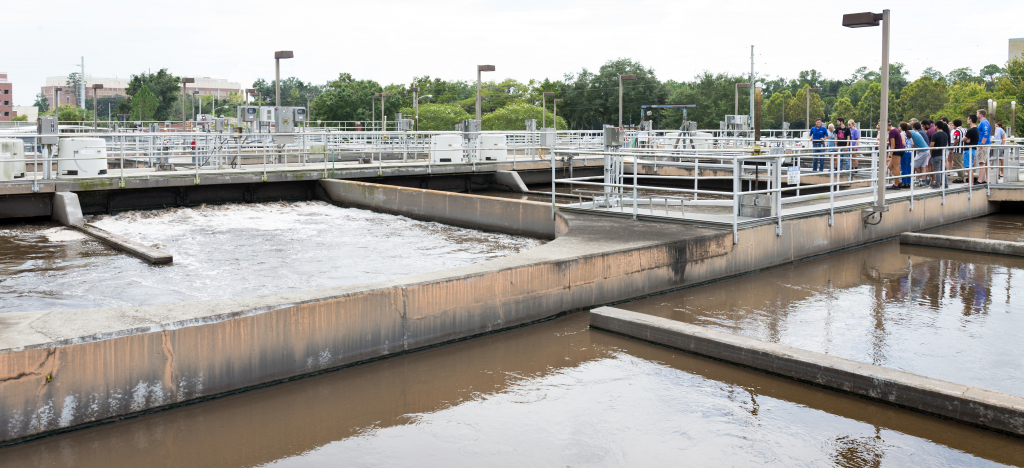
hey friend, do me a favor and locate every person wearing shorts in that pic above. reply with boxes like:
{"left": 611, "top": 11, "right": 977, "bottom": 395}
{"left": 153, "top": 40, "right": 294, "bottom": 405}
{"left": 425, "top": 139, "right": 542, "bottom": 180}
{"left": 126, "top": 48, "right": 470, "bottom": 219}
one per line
{"left": 965, "top": 115, "right": 980, "bottom": 184}
{"left": 885, "top": 121, "right": 904, "bottom": 190}
{"left": 909, "top": 122, "right": 930, "bottom": 186}
{"left": 929, "top": 121, "right": 949, "bottom": 188}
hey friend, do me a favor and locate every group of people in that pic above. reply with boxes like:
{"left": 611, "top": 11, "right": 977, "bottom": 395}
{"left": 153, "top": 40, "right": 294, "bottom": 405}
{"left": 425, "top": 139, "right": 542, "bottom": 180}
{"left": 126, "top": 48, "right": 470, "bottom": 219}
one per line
{"left": 807, "top": 109, "right": 1011, "bottom": 190}
{"left": 882, "top": 109, "right": 1009, "bottom": 190}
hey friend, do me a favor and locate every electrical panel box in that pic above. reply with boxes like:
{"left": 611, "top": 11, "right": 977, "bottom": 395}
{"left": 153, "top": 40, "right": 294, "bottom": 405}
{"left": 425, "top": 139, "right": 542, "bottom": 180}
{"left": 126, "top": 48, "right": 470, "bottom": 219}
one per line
{"left": 525, "top": 119, "right": 537, "bottom": 132}
{"left": 215, "top": 119, "right": 225, "bottom": 132}
{"left": 397, "top": 119, "right": 414, "bottom": 131}
{"left": 458, "top": 119, "right": 481, "bottom": 133}
{"left": 274, "top": 107, "right": 294, "bottom": 133}
{"left": 540, "top": 128, "right": 556, "bottom": 147}
{"left": 149, "top": 123, "right": 160, "bottom": 133}
{"left": 239, "top": 106, "right": 259, "bottom": 122}
{"left": 603, "top": 125, "right": 622, "bottom": 147}
{"left": 259, "top": 106, "right": 275, "bottom": 123}
{"left": 293, "top": 107, "right": 307, "bottom": 123}
{"left": 38, "top": 116, "right": 59, "bottom": 144}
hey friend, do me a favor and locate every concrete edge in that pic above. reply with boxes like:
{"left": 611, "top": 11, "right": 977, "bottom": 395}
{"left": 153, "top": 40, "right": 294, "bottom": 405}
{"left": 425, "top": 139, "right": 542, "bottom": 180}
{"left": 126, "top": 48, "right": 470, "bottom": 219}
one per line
{"left": 494, "top": 170, "right": 529, "bottom": 192}
{"left": 900, "top": 232, "right": 1024, "bottom": 257}
{"left": 74, "top": 224, "right": 173, "bottom": 264}
{"left": 50, "top": 192, "right": 84, "bottom": 227}
{"left": 589, "top": 306, "right": 1024, "bottom": 438}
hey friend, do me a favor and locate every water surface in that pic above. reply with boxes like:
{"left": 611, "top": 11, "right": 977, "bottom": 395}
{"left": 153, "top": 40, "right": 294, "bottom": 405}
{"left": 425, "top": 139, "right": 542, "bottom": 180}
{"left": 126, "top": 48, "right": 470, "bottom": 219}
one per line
{"left": 1, "top": 313, "right": 1020, "bottom": 468}
{"left": 620, "top": 238, "right": 1024, "bottom": 396}
{"left": 0, "top": 201, "right": 542, "bottom": 313}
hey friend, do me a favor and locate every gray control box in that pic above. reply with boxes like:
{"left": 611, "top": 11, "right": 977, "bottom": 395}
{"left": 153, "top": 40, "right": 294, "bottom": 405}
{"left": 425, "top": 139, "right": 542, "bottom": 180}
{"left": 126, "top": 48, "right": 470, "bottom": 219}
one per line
{"left": 38, "top": 116, "right": 59, "bottom": 144}
{"left": 239, "top": 106, "right": 259, "bottom": 122}
{"left": 603, "top": 125, "right": 623, "bottom": 147}
{"left": 293, "top": 107, "right": 307, "bottom": 123}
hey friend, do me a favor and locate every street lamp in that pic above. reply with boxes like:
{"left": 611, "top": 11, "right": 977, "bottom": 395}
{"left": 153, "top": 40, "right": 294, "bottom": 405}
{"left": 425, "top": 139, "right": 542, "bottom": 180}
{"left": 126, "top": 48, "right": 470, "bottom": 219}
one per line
{"left": 411, "top": 87, "right": 419, "bottom": 130}
{"left": 274, "top": 51, "right": 294, "bottom": 107}
{"left": 619, "top": 74, "right": 636, "bottom": 128}
{"left": 805, "top": 88, "right": 822, "bottom": 130}
{"left": 542, "top": 92, "right": 555, "bottom": 128}
{"left": 415, "top": 92, "right": 432, "bottom": 132}
{"left": 476, "top": 65, "right": 495, "bottom": 121}
{"left": 92, "top": 84, "right": 103, "bottom": 129}
{"left": 181, "top": 77, "right": 195, "bottom": 125}
{"left": 553, "top": 98, "right": 563, "bottom": 130}
{"left": 380, "top": 92, "right": 392, "bottom": 129}
{"left": 734, "top": 83, "right": 751, "bottom": 116}
{"left": 843, "top": 9, "right": 889, "bottom": 213}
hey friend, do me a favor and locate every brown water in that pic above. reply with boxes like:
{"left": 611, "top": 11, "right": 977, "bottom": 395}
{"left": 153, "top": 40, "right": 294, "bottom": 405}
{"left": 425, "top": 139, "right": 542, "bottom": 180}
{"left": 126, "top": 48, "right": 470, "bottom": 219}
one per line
{"left": 0, "top": 202, "right": 543, "bottom": 313}
{"left": 926, "top": 214, "right": 1024, "bottom": 242}
{"left": 620, "top": 238, "right": 1024, "bottom": 397}
{"left": 1, "top": 312, "right": 1021, "bottom": 467}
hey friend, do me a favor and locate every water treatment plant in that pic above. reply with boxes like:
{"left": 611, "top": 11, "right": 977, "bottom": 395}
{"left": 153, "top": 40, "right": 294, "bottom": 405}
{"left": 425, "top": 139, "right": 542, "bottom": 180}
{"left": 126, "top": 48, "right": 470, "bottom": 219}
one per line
{"left": 4, "top": 5, "right": 1024, "bottom": 466}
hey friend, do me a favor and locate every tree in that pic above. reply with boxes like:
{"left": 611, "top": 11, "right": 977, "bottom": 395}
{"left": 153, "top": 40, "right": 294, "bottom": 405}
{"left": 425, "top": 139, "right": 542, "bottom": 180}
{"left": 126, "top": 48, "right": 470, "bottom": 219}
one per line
{"left": 931, "top": 82, "right": 989, "bottom": 121}
{"left": 252, "top": 77, "right": 323, "bottom": 107}
{"left": 311, "top": 73, "right": 385, "bottom": 122}
{"left": 896, "top": 76, "right": 947, "bottom": 123}
{"left": 830, "top": 97, "right": 855, "bottom": 124}
{"left": 57, "top": 104, "right": 88, "bottom": 122}
{"left": 980, "top": 64, "right": 1005, "bottom": 91}
{"left": 131, "top": 85, "right": 159, "bottom": 121}
{"left": 559, "top": 58, "right": 666, "bottom": 129}
{"left": 921, "top": 67, "right": 945, "bottom": 84}
{"left": 11, "top": 114, "right": 28, "bottom": 121}
{"left": 87, "top": 95, "right": 128, "bottom": 120}
{"left": 125, "top": 69, "right": 181, "bottom": 121}
{"left": 398, "top": 103, "right": 470, "bottom": 131}
{"left": 853, "top": 82, "right": 895, "bottom": 128}
{"left": 663, "top": 71, "right": 745, "bottom": 130}
{"left": 762, "top": 90, "right": 793, "bottom": 129}
{"left": 786, "top": 85, "right": 827, "bottom": 128}
{"left": 481, "top": 102, "right": 566, "bottom": 131}
{"left": 33, "top": 93, "right": 49, "bottom": 113}
{"left": 65, "top": 72, "right": 83, "bottom": 105}
{"left": 947, "top": 67, "right": 982, "bottom": 86}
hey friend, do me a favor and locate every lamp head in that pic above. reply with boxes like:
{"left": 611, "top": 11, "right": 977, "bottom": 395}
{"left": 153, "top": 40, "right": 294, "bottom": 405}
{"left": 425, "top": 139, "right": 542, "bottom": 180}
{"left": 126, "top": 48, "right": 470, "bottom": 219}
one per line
{"left": 274, "top": 51, "right": 294, "bottom": 59}
{"left": 620, "top": 74, "right": 637, "bottom": 81}
{"left": 478, "top": 65, "right": 495, "bottom": 72}
{"left": 842, "top": 12, "right": 882, "bottom": 28}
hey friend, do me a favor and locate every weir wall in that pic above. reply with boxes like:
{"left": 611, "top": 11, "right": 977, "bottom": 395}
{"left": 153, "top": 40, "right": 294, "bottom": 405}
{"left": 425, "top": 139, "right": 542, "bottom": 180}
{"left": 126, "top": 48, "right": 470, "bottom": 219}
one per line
{"left": 0, "top": 181, "right": 1000, "bottom": 443}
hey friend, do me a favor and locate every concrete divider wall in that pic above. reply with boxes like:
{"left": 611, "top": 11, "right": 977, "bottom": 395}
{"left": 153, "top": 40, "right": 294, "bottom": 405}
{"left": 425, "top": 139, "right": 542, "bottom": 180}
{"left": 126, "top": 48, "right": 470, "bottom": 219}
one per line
{"left": 318, "top": 179, "right": 557, "bottom": 239}
{"left": 591, "top": 307, "right": 1024, "bottom": 437}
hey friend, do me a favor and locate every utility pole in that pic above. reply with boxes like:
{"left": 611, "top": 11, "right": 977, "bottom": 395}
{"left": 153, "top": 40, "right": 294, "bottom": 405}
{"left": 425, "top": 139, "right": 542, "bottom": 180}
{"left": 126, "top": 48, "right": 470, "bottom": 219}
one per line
{"left": 749, "top": 46, "right": 755, "bottom": 123}
{"left": 79, "top": 57, "right": 86, "bottom": 109}
{"left": 476, "top": 65, "right": 495, "bottom": 121}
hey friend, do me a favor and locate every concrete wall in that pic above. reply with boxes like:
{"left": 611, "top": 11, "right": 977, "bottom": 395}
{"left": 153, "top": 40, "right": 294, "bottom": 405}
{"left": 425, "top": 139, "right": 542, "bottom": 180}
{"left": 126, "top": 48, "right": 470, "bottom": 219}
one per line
{"left": 591, "top": 307, "right": 1024, "bottom": 437}
{"left": 0, "top": 184, "right": 1000, "bottom": 444}
{"left": 319, "top": 179, "right": 558, "bottom": 239}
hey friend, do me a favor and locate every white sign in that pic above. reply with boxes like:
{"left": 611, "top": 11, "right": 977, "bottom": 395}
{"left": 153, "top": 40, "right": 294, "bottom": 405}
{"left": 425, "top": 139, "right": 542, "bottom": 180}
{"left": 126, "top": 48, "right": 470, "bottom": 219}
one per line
{"left": 787, "top": 166, "right": 801, "bottom": 185}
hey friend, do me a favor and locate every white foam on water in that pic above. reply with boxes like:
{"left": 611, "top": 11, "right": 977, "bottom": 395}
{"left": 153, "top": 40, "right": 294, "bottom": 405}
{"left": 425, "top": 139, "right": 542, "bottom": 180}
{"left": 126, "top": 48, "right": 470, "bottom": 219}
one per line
{"left": 41, "top": 227, "right": 88, "bottom": 242}
{"left": 1, "top": 201, "right": 544, "bottom": 313}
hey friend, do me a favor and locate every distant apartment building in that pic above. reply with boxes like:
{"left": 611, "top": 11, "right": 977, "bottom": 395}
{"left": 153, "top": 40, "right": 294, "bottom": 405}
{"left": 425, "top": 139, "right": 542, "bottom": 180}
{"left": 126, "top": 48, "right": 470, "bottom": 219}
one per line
{"left": 41, "top": 75, "right": 242, "bottom": 108}
{"left": 1012, "top": 38, "right": 1024, "bottom": 62}
{"left": 0, "top": 73, "right": 14, "bottom": 121}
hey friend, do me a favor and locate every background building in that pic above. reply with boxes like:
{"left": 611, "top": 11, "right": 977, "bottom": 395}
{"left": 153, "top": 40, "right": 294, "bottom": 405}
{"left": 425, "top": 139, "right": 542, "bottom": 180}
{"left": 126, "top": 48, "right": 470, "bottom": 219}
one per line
{"left": 0, "top": 73, "right": 14, "bottom": 121}
{"left": 1011, "top": 38, "right": 1024, "bottom": 62}
{"left": 41, "top": 75, "right": 241, "bottom": 108}
{"left": 12, "top": 106, "right": 38, "bottom": 122}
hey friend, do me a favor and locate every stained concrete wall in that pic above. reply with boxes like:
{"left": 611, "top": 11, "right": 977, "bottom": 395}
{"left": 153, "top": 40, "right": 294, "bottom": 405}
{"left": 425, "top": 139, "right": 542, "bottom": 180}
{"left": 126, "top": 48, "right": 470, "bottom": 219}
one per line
{"left": 0, "top": 184, "right": 1000, "bottom": 444}
{"left": 591, "top": 307, "right": 1024, "bottom": 437}
{"left": 318, "top": 179, "right": 557, "bottom": 239}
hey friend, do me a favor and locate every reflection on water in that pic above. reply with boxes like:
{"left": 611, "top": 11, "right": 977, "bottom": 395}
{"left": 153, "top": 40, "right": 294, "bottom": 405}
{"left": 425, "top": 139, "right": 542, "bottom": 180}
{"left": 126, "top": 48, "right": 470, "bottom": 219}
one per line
{"left": 926, "top": 214, "right": 1024, "bottom": 243}
{"left": 0, "top": 201, "right": 543, "bottom": 313}
{"left": 1, "top": 313, "right": 1020, "bottom": 467}
{"left": 621, "top": 238, "right": 1024, "bottom": 396}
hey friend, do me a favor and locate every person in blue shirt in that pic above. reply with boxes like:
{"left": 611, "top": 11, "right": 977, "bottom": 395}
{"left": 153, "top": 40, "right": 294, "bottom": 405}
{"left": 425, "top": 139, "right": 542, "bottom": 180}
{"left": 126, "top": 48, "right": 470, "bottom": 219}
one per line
{"left": 977, "top": 109, "right": 991, "bottom": 184}
{"left": 808, "top": 118, "right": 828, "bottom": 171}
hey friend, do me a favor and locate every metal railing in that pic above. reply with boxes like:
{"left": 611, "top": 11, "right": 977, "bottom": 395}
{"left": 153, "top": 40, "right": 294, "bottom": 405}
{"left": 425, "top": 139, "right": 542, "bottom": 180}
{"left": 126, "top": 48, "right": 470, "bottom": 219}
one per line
{"left": 552, "top": 140, "right": 1022, "bottom": 243}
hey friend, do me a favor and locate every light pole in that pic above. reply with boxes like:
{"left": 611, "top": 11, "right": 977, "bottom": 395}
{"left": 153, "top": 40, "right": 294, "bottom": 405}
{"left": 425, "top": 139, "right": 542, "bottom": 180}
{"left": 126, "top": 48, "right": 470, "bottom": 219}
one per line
{"left": 181, "top": 77, "right": 195, "bottom": 126}
{"left": 372, "top": 93, "right": 379, "bottom": 130}
{"left": 553, "top": 98, "right": 563, "bottom": 129}
{"left": 192, "top": 91, "right": 199, "bottom": 120}
{"left": 782, "top": 92, "right": 786, "bottom": 135}
{"left": 274, "top": 51, "right": 294, "bottom": 107}
{"left": 1011, "top": 101, "right": 1017, "bottom": 137}
{"left": 805, "top": 87, "right": 822, "bottom": 130}
{"left": 734, "top": 83, "right": 751, "bottom": 116}
{"left": 542, "top": 92, "right": 555, "bottom": 128}
{"left": 619, "top": 74, "right": 636, "bottom": 128}
{"left": 92, "top": 84, "right": 103, "bottom": 130}
{"left": 476, "top": 65, "right": 495, "bottom": 121}
{"left": 415, "top": 93, "right": 432, "bottom": 131}
{"left": 380, "top": 92, "right": 392, "bottom": 129}
{"left": 843, "top": 9, "right": 890, "bottom": 213}
{"left": 307, "top": 93, "right": 313, "bottom": 121}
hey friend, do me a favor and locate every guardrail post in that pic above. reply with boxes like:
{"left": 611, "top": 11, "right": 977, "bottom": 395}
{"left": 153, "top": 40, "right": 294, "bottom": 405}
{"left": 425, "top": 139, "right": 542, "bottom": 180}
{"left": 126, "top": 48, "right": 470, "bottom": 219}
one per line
{"left": 732, "top": 157, "right": 740, "bottom": 244}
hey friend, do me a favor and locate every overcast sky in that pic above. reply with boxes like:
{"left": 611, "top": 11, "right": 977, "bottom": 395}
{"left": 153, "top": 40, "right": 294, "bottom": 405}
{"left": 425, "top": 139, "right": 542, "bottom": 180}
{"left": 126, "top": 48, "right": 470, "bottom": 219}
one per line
{"left": 6, "top": 0, "right": 1022, "bottom": 106}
